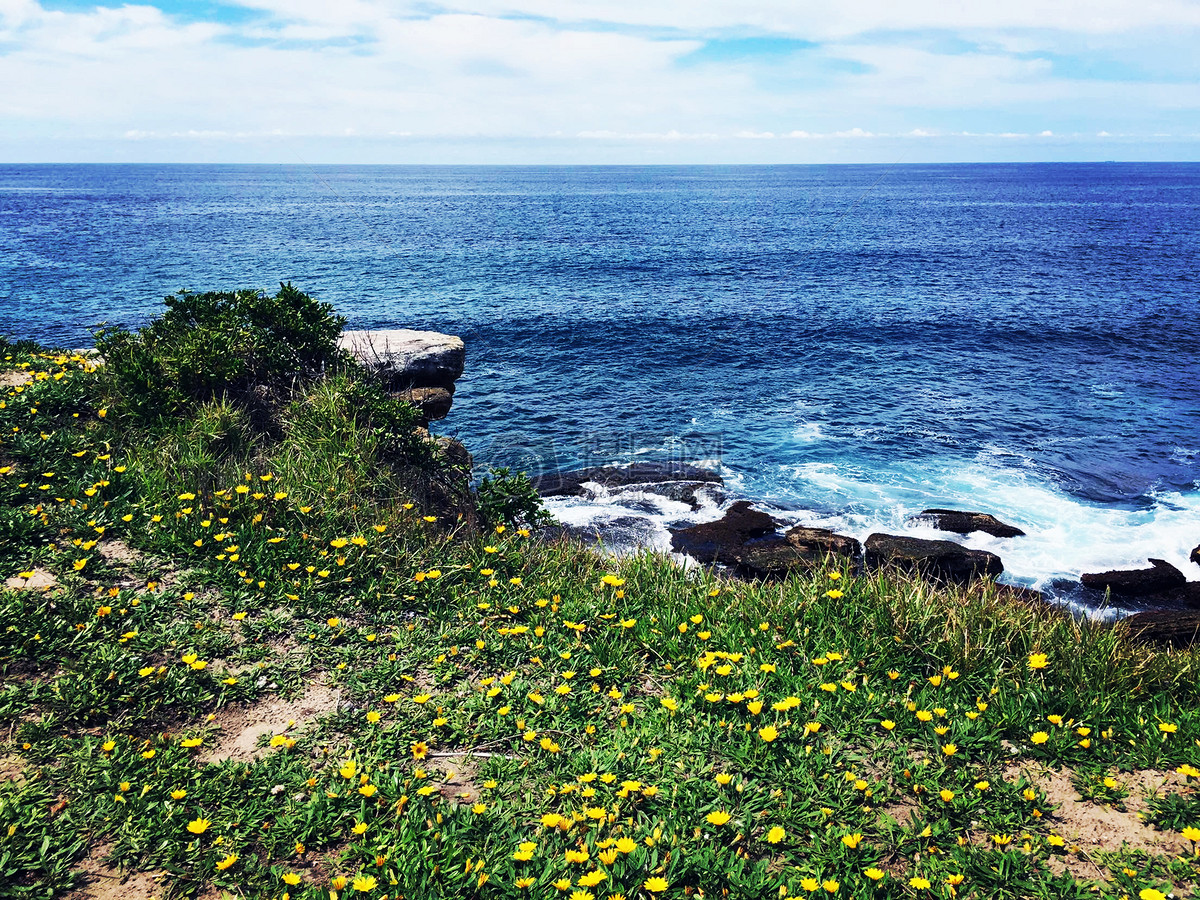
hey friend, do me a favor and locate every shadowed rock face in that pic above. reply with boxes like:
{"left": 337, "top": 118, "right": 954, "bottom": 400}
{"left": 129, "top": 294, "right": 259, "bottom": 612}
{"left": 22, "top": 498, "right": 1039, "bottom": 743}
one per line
{"left": 1191, "top": 544, "right": 1200, "bottom": 567}
{"left": 913, "top": 509, "right": 1025, "bottom": 538}
{"left": 1122, "top": 608, "right": 1200, "bottom": 648}
{"left": 864, "top": 533, "right": 1003, "bottom": 584}
{"left": 1081, "top": 558, "right": 1187, "bottom": 597}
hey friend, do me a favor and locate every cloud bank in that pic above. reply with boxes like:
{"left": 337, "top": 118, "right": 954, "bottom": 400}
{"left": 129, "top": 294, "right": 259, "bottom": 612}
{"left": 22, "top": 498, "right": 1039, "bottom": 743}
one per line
{"left": 1, "top": 0, "right": 1197, "bottom": 162}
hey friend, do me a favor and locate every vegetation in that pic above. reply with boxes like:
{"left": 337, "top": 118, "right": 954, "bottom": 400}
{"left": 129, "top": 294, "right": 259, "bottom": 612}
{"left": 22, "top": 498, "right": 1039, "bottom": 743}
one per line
{"left": 1, "top": 312, "right": 1199, "bottom": 900}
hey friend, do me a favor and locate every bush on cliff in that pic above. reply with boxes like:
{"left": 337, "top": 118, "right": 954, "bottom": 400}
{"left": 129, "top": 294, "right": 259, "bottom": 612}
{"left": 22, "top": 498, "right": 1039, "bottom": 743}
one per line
{"left": 94, "top": 283, "right": 345, "bottom": 423}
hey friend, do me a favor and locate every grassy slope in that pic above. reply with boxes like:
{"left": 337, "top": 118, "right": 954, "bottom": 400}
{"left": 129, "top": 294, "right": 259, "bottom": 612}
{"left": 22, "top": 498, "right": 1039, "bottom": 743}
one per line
{"left": 1, "top": 345, "right": 1199, "bottom": 900}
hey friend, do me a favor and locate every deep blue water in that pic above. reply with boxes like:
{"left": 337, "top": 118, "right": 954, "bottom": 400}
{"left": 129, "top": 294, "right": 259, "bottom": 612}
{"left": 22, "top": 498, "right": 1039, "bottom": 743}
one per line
{"left": 2, "top": 163, "right": 1198, "bottom": 602}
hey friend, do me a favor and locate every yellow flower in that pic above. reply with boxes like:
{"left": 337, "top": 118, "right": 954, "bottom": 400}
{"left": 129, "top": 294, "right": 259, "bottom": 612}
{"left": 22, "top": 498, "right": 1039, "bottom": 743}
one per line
{"left": 705, "top": 810, "right": 732, "bottom": 826}
{"left": 1047, "top": 834, "right": 1065, "bottom": 847}
{"left": 940, "top": 789, "right": 955, "bottom": 803}
{"left": 352, "top": 874, "right": 378, "bottom": 892}
{"left": 660, "top": 697, "right": 678, "bottom": 712}
{"left": 340, "top": 760, "right": 358, "bottom": 779}
{"left": 281, "top": 873, "right": 302, "bottom": 885}
{"left": 1181, "top": 826, "right": 1200, "bottom": 842}
{"left": 643, "top": 877, "right": 669, "bottom": 893}
{"left": 880, "top": 719, "right": 895, "bottom": 731}
{"left": 215, "top": 853, "right": 237, "bottom": 871}
{"left": 170, "top": 789, "right": 187, "bottom": 800}
{"left": 1028, "top": 652, "right": 1048, "bottom": 670}
{"left": 758, "top": 724, "right": 779, "bottom": 742}
{"left": 411, "top": 741, "right": 429, "bottom": 760}
{"left": 909, "top": 876, "right": 931, "bottom": 889}
{"left": 864, "top": 868, "right": 884, "bottom": 881}
{"left": 365, "top": 711, "right": 381, "bottom": 724}
{"left": 515, "top": 877, "right": 535, "bottom": 888}
{"left": 352, "top": 822, "right": 368, "bottom": 835}
{"left": 715, "top": 773, "right": 733, "bottom": 785}
{"left": 800, "top": 878, "right": 820, "bottom": 892}
{"left": 991, "top": 834, "right": 1012, "bottom": 846}
{"left": 180, "top": 737, "right": 203, "bottom": 748}
{"left": 1138, "top": 891, "right": 1166, "bottom": 900}
{"left": 472, "top": 802, "right": 487, "bottom": 814}
{"left": 187, "top": 818, "right": 211, "bottom": 834}
{"left": 822, "top": 880, "right": 839, "bottom": 893}
{"left": 767, "top": 826, "right": 785, "bottom": 844}
{"left": 1031, "top": 731, "right": 1049, "bottom": 745}
{"left": 841, "top": 833, "right": 862, "bottom": 849}
{"left": 1158, "top": 722, "right": 1177, "bottom": 733}
{"left": 942, "top": 743, "right": 958, "bottom": 756}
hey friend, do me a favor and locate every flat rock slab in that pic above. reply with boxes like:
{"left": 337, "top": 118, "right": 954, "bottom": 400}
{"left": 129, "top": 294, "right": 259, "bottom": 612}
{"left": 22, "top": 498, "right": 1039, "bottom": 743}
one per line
{"left": 913, "top": 508, "right": 1025, "bottom": 538}
{"left": 538, "top": 463, "right": 722, "bottom": 495}
{"left": 1081, "top": 558, "right": 1186, "bottom": 597}
{"left": 339, "top": 329, "right": 464, "bottom": 390}
{"left": 864, "top": 533, "right": 1003, "bottom": 584}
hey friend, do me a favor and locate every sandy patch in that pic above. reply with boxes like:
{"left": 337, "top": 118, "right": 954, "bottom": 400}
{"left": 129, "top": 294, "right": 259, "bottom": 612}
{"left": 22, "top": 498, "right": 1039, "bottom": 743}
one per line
{"left": 4, "top": 568, "right": 58, "bottom": 592}
{"left": 0, "top": 371, "right": 32, "bottom": 388}
{"left": 1007, "top": 762, "right": 1191, "bottom": 858}
{"left": 98, "top": 540, "right": 143, "bottom": 566}
{"left": 60, "top": 843, "right": 166, "bottom": 900}
{"left": 200, "top": 679, "right": 339, "bottom": 763}
{"left": 0, "top": 754, "right": 27, "bottom": 784}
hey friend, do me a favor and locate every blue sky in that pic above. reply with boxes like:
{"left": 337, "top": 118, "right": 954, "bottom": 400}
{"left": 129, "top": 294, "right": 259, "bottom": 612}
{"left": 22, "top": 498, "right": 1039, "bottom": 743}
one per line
{"left": 2, "top": 0, "right": 1198, "bottom": 163}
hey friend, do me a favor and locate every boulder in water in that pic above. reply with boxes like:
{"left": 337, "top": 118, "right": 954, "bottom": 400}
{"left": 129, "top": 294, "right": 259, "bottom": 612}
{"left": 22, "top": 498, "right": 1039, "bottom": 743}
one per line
{"left": 1191, "top": 544, "right": 1200, "bottom": 568}
{"left": 864, "top": 533, "right": 1003, "bottom": 584}
{"left": 1080, "top": 558, "right": 1187, "bottom": 597}
{"left": 670, "top": 501, "right": 780, "bottom": 567}
{"left": 912, "top": 509, "right": 1025, "bottom": 538}
{"left": 734, "top": 527, "right": 862, "bottom": 578}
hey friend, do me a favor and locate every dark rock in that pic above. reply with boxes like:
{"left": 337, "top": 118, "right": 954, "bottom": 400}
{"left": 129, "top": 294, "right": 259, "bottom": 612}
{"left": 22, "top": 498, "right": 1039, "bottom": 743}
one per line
{"left": 734, "top": 528, "right": 862, "bottom": 578}
{"left": 1080, "top": 558, "right": 1187, "bottom": 597}
{"left": 1121, "top": 609, "right": 1200, "bottom": 648}
{"left": 913, "top": 509, "right": 1025, "bottom": 538}
{"left": 785, "top": 526, "right": 863, "bottom": 560}
{"left": 670, "top": 501, "right": 780, "bottom": 567}
{"left": 537, "top": 463, "right": 723, "bottom": 499}
{"left": 864, "top": 533, "right": 1004, "bottom": 584}
{"left": 1191, "top": 544, "right": 1200, "bottom": 567}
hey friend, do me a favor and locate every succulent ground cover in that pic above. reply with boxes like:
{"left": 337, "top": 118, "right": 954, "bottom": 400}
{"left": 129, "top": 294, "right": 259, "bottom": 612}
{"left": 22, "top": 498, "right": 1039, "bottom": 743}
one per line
{"left": 1, "top": 341, "right": 1199, "bottom": 900}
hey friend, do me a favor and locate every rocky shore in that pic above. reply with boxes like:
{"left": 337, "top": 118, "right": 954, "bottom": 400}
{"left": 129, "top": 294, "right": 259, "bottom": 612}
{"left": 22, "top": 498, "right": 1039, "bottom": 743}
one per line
{"left": 536, "top": 460, "right": 1200, "bottom": 645}
{"left": 341, "top": 328, "right": 1200, "bottom": 648}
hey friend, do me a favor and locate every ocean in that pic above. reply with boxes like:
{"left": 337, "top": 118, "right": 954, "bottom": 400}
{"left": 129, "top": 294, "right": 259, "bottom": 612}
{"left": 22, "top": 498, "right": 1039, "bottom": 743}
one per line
{"left": 2, "top": 162, "right": 1198, "bottom": 611}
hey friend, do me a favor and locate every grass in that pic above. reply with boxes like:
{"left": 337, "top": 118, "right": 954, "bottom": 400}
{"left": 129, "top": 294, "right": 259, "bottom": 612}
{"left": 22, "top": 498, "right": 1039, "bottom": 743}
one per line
{"left": 1, "top": 342, "right": 1199, "bottom": 900}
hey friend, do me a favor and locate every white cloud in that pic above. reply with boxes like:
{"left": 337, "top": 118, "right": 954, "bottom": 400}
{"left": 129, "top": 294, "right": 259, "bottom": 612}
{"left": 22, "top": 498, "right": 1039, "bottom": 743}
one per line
{"left": 0, "top": 0, "right": 1197, "bottom": 161}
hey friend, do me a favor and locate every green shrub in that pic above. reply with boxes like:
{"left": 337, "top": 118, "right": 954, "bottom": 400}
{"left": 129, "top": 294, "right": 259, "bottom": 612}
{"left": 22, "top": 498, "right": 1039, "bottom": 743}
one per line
{"left": 95, "top": 283, "right": 345, "bottom": 422}
{"left": 476, "top": 466, "right": 555, "bottom": 530}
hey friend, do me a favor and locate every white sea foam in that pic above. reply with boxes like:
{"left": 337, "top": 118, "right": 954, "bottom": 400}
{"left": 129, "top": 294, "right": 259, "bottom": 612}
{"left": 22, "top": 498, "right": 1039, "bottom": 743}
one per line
{"left": 545, "top": 453, "right": 1200, "bottom": 617}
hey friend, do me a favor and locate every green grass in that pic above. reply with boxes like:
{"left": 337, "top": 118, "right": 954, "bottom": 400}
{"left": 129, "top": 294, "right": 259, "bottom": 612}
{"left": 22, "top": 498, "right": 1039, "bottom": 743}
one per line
{"left": 1, "top": 343, "right": 1199, "bottom": 900}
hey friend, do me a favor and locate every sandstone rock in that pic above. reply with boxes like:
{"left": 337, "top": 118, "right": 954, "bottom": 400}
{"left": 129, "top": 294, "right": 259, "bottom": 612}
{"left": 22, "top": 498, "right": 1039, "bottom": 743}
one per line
{"left": 913, "top": 509, "right": 1025, "bottom": 538}
{"left": 1081, "top": 558, "right": 1186, "bottom": 597}
{"left": 864, "top": 533, "right": 1003, "bottom": 584}
{"left": 1121, "top": 609, "right": 1200, "bottom": 648}
{"left": 339, "top": 329, "right": 465, "bottom": 391}
{"left": 670, "top": 501, "right": 780, "bottom": 567}
{"left": 403, "top": 386, "right": 454, "bottom": 423}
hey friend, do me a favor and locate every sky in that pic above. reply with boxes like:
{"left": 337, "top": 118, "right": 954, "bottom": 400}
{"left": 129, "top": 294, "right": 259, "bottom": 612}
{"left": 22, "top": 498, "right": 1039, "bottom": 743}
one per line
{"left": 1, "top": 0, "right": 1198, "bottom": 164}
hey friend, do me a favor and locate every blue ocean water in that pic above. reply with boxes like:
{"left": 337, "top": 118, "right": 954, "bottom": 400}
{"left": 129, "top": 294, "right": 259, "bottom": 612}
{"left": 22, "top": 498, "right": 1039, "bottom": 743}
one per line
{"left": 2, "top": 163, "right": 1198, "bottom": 603}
